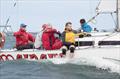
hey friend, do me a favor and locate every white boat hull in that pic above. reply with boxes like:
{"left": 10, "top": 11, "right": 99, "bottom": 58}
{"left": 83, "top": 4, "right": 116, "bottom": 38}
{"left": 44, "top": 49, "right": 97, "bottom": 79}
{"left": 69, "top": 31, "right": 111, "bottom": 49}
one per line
{"left": 0, "top": 46, "right": 120, "bottom": 62}
{"left": 0, "top": 32, "right": 120, "bottom": 62}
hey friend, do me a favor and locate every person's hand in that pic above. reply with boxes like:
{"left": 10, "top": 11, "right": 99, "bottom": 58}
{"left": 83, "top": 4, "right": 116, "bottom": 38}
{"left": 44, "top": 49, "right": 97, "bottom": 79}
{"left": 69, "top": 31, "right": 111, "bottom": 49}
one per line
{"left": 56, "top": 31, "right": 61, "bottom": 36}
{"left": 28, "top": 41, "right": 34, "bottom": 44}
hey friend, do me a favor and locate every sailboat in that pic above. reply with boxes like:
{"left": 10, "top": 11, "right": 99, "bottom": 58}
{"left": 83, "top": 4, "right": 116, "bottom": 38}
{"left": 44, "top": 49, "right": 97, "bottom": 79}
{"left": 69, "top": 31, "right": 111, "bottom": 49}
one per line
{"left": 0, "top": 0, "right": 120, "bottom": 62}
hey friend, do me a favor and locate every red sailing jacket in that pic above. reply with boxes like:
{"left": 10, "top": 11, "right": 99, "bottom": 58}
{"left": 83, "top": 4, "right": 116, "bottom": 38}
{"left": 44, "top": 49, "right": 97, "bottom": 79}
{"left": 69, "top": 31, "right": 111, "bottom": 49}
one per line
{"left": 14, "top": 28, "right": 35, "bottom": 47}
{"left": 42, "top": 28, "right": 62, "bottom": 50}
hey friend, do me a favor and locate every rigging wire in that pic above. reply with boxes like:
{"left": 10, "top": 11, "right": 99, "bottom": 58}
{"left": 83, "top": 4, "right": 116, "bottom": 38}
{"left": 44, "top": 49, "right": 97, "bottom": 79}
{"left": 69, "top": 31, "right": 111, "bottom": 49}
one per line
{"left": 3, "top": 0, "right": 17, "bottom": 34}
{"left": 110, "top": 13, "right": 117, "bottom": 28}
{"left": 87, "top": 0, "right": 101, "bottom": 24}
{"left": 87, "top": 13, "right": 99, "bottom": 23}
{"left": 95, "top": 0, "right": 102, "bottom": 13}
{"left": 2, "top": 0, "right": 18, "bottom": 42}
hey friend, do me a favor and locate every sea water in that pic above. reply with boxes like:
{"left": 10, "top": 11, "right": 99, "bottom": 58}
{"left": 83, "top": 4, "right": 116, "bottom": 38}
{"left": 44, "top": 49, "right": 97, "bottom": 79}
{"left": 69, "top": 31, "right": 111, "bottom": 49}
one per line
{"left": 0, "top": 60, "right": 120, "bottom": 79}
{"left": 0, "top": 34, "right": 120, "bottom": 79}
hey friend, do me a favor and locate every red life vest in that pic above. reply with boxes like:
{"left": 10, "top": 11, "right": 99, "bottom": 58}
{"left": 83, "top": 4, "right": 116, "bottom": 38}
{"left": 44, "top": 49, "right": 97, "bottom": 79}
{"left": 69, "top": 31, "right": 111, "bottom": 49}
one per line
{"left": 42, "top": 29, "right": 62, "bottom": 50}
{"left": 14, "top": 28, "right": 35, "bottom": 47}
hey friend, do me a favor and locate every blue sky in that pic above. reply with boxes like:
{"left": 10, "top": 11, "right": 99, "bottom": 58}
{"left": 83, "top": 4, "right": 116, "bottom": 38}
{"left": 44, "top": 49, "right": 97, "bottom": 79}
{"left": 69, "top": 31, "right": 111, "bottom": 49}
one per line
{"left": 0, "top": 0, "right": 116, "bottom": 32}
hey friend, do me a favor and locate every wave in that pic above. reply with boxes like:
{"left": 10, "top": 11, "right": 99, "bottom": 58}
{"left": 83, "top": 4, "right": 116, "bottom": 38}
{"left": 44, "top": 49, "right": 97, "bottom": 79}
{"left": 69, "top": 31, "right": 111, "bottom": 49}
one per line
{"left": 43, "top": 57, "right": 120, "bottom": 74}
{"left": 1, "top": 56, "right": 120, "bottom": 74}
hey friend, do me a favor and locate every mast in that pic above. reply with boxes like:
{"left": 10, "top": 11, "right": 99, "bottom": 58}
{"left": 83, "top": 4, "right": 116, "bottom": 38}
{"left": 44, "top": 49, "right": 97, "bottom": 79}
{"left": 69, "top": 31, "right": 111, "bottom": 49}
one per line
{"left": 116, "top": 0, "right": 120, "bottom": 32}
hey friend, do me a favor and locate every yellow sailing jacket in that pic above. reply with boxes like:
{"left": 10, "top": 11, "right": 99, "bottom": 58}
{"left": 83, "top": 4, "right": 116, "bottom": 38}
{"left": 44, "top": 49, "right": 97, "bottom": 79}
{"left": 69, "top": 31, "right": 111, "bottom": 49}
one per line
{"left": 65, "top": 31, "right": 75, "bottom": 43}
{"left": 62, "top": 30, "right": 86, "bottom": 44}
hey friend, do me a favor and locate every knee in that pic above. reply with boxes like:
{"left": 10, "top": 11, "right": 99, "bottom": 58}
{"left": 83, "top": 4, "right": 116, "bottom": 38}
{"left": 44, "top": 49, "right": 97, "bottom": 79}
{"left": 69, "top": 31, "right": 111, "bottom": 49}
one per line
{"left": 62, "top": 46, "right": 67, "bottom": 55}
{"left": 70, "top": 45, "right": 75, "bottom": 53}
{"left": 62, "top": 46, "right": 67, "bottom": 50}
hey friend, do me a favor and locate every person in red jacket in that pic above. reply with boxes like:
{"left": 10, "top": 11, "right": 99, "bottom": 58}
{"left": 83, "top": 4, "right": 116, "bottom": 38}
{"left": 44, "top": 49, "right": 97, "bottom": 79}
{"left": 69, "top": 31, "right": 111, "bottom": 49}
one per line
{"left": 14, "top": 24, "right": 35, "bottom": 50}
{"left": 41, "top": 24, "right": 62, "bottom": 50}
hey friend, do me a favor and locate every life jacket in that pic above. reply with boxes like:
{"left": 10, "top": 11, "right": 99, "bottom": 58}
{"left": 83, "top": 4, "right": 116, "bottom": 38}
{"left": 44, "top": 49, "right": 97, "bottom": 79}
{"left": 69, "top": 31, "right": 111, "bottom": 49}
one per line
{"left": 42, "top": 28, "right": 62, "bottom": 50}
{"left": 65, "top": 31, "right": 75, "bottom": 44}
{"left": 52, "top": 38, "right": 63, "bottom": 50}
{"left": 14, "top": 28, "right": 35, "bottom": 47}
{"left": 0, "top": 32, "right": 5, "bottom": 48}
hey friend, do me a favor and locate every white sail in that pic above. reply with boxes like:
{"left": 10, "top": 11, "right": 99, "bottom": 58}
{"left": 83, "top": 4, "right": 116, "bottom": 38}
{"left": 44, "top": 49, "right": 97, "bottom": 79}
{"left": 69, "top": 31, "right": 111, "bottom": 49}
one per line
{"left": 96, "top": 0, "right": 116, "bottom": 13}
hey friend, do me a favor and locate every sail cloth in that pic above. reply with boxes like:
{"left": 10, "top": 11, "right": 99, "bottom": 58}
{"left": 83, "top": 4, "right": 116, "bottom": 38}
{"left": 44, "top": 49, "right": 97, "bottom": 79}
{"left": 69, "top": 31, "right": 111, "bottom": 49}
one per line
{"left": 96, "top": 0, "right": 116, "bottom": 13}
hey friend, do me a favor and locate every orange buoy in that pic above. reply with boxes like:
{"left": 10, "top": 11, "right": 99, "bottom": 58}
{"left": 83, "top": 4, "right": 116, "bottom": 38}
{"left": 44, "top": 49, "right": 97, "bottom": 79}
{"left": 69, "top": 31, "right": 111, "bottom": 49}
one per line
{"left": 0, "top": 32, "right": 5, "bottom": 48}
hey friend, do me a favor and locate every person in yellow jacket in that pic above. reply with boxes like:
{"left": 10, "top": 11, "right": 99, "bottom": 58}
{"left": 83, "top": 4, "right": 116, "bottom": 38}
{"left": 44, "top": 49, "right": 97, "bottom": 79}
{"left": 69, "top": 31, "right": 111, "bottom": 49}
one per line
{"left": 61, "top": 22, "right": 77, "bottom": 58}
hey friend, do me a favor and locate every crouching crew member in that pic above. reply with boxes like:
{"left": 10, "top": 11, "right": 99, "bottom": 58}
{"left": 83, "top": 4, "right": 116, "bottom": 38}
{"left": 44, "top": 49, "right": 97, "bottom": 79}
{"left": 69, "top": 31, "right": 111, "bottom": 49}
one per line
{"left": 61, "top": 22, "right": 77, "bottom": 58}
{"left": 41, "top": 24, "right": 63, "bottom": 50}
{"left": 14, "top": 24, "right": 35, "bottom": 50}
{"left": 80, "top": 19, "right": 92, "bottom": 32}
